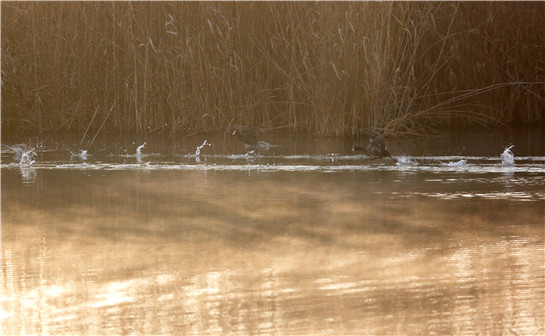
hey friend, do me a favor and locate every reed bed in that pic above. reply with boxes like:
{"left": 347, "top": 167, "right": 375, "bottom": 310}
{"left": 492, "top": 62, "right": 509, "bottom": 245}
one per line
{"left": 1, "top": 2, "right": 544, "bottom": 138}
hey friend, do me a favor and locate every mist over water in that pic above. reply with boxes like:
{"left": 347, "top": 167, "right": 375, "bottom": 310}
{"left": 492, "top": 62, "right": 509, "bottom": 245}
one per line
{"left": 2, "top": 131, "right": 544, "bottom": 335}
{"left": 2, "top": 1, "right": 544, "bottom": 333}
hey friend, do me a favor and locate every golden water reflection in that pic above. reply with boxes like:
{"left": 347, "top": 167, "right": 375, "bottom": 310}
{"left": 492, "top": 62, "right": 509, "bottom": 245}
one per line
{"left": 2, "top": 169, "right": 544, "bottom": 335}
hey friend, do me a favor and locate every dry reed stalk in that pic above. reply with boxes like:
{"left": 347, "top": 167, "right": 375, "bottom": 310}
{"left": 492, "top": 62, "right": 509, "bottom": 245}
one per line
{"left": 1, "top": 2, "right": 544, "bottom": 138}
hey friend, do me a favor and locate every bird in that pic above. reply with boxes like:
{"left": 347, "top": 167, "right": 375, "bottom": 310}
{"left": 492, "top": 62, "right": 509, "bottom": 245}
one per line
{"left": 352, "top": 135, "right": 394, "bottom": 160}
{"left": 231, "top": 125, "right": 260, "bottom": 147}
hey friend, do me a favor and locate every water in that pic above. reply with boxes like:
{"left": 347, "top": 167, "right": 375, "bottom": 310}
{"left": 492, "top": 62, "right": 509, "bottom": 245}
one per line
{"left": 1, "top": 132, "right": 544, "bottom": 335}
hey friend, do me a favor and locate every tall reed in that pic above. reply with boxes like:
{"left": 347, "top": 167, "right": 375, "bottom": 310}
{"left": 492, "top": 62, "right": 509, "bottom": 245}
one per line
{"left": 1, "top": 2, "right": 544, "bottom": 138}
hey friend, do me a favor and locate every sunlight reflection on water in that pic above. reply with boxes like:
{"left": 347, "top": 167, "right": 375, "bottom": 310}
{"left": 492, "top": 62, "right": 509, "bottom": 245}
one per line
{"left": 1, "top": 134, "right": 544, "bottom": 335}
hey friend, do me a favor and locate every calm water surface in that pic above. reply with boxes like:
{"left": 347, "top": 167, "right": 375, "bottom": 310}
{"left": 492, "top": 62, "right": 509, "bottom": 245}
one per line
{"left": 2, "top": 132, "right": 544, "bottom": 335}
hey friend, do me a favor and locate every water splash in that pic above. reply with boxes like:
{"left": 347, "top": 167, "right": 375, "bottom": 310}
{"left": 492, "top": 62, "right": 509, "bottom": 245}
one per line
{"left": 136, "top": 143, "right": 146, "bottom": 156}
{"left": 135, "top": 143, "right": 146, "bottom": 163}
{"left": 71, "top": 150, "right": 88, "bottom": 160}
{"left": 443, "top": 159, "right": 467, "bottom": 167}
{"left": 328, "top": 154, "right": 339, "bottom": 163}
{"left": 5, "top": 144, "right": 31, "bottom": 162}
{"left": 195, "top": 140, "right": 211, "bottom": 156}
{"left": 194, "top": 140, "right": 211, "bottom": 163}
{"left": 501, "top": 145, "right": 515, "bottom": 166}
{"left": 18, "top": 148, "right": 37, "bottom": 167}
{"left": 396, "top": 156, "right": 418, "bottom": 166}
{"left": 240, "top": 150, "right": 257, "bottom": 163}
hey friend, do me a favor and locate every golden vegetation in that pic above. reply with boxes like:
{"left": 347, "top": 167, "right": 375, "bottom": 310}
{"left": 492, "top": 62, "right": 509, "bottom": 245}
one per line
{"left": 1, "top": 2, "right": 544, "bottom": 137}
